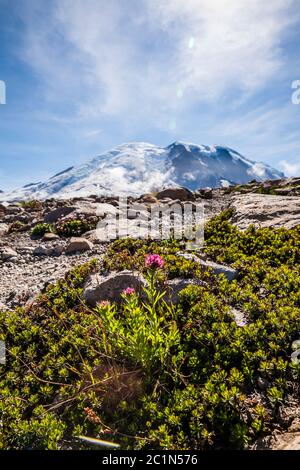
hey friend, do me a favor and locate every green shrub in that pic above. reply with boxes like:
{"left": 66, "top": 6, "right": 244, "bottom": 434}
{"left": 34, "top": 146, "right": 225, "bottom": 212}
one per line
{"left": 20, "top": 200, "right": 43, "bottom": 211}
{"left": 55, "top": 218, "right": 97, "bottom": 237}
{"left": 31, "top": 223, "right": 55, "bottom": 238}
{"left": 96, "top": 266, "right": 179, "bottom": 375}
{"left": 1, "top": 213, "right": 300, "bottom": 450}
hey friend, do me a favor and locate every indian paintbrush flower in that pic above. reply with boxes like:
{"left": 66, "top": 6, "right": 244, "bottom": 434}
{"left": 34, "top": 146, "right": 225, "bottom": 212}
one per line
{"left": 145, "top": 254, "right": 164, "bottom": 269}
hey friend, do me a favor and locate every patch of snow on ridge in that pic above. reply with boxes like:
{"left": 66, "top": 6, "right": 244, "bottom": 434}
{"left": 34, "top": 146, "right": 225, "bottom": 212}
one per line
{"left": 220, "top": 179, "right": 231, "bottom": 188}
{"left": 249, "top": 162, "right": 269, "bottom": 178}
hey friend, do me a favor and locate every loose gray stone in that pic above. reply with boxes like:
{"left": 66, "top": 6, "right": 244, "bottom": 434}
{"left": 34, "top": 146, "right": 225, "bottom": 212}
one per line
{"left": 0, "top": 223, "right": 9, "bottom": 236}
{"left": 33, "top": 245, "right": 49, "bottom": 256}
{"left": 0, "top": 247, "right": 18, "bottom": 260}
{"left": 49, "top": 244, "right": 65, "bottom": 256}
{"left": 42, "top": 232, "right": 60, "bottom": 242}
{"left": 65, "top": 237, "right": 94, "bottom": 254}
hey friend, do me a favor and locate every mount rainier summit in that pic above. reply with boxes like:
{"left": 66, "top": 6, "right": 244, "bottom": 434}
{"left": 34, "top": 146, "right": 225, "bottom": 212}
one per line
{"left": 1, "top": 141, "right": 283, "bottom": 201}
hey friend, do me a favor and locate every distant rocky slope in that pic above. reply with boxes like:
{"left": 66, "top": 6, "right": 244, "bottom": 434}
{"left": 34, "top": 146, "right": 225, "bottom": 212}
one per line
{"left": 0, "top": 141, "right": 283, "bottom": 201}
{"left": 0, "top": 177, "right": 299, "bottom": 310}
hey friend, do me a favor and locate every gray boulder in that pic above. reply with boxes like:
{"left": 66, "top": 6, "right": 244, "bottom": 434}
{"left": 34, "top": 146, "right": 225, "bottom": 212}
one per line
{"left": 83, "top": 229, "right": 102, "bottom": 244}
{"left": 156, "top": 187, "right": 195, "bottom": 202}
{"left": 33, "top": 243, "right": 64, "bottom": 256}
{"left": 5, "top": 205, "right": 23, "bottom": 215}
{"left": 33, "top": 245, "right": 50, "bottom": 256}
{"left": 178, "top": 252, "right": 237, "bottom": 281}
{"left": 200, "top": 259, "right": 237, "bottom": 281}
{"left": 83, "top": 270, "right": 146, "bottom": 306}
{"left": 44, "top": 206, "right": 76, "bottom": 223}
{"left": 49, "top": 244, "right": 65, "bottom": 256}
{"left": 166, "top": 278, "right": 205, "bottom": 303}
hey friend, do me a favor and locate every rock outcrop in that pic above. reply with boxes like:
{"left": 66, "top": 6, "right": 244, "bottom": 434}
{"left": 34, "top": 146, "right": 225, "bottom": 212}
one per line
{"left": 230, "top": 194, "right": 300, "bottom": 229}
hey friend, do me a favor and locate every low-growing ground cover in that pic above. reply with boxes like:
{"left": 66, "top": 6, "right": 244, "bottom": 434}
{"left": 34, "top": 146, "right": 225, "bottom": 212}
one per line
{"left": 0, "top": 210, "right": 299, "bottom": 449}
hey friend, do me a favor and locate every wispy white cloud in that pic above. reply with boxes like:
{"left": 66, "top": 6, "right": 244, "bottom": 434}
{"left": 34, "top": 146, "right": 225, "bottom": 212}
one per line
{"left": 145, "top": 0, "right": 297, "bottom": 102}
{"left": 3, "top": 0, "right": 298, "bottom": 184}
{"left": 19, "top": 0, "right": 298, "bottom": 123}
{"left": 84, "top": 129, "right": 103, "bottom": 139}
{"left": 278, "top": 159, "right": 300, "bottom": 176}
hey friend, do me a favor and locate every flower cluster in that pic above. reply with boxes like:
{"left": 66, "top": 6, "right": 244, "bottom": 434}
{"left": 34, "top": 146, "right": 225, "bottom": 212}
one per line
{"left": 145, "top": 254, "right": 164, "bottom": 269}
{"left": 123, "top": 287, "right": 135, "bottom": 296}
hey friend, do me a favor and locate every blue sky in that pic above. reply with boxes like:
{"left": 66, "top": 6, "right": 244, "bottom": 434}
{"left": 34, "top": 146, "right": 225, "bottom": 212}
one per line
{"left": 1, "top": 0, "right": 300, "bottom": 191}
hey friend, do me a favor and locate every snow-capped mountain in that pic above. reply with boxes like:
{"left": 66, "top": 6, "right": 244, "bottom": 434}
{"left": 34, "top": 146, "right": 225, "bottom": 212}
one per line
{"left": 1, "top": 141, "right": 283, "bottom": 201}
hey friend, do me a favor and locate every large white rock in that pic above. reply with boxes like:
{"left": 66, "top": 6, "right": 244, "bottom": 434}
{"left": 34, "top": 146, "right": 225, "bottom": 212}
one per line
{"left": 273, "top": 432, "right": 300, "bottom": 450}
{"left": 230, "top": 194, "right": 300, "bottom": 229}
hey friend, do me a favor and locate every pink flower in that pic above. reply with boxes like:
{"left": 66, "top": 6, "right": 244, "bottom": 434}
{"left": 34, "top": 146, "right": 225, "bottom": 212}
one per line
{"left": 145, "top": 254, "right": 164, "bottom": 269}
{"left": 123, "top": 287, "right": 135, "bottom": 296}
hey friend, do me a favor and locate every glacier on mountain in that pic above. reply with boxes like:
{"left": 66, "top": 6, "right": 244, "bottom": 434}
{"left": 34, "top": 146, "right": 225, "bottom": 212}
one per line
{"left": 0, "top": 141, "right": 284, "bottom": 201}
